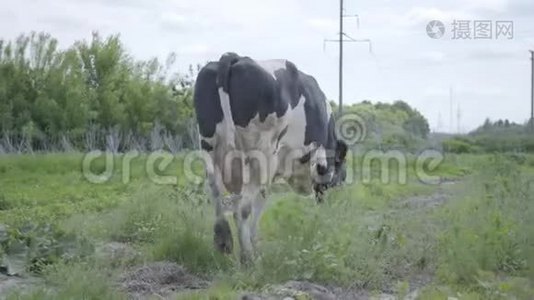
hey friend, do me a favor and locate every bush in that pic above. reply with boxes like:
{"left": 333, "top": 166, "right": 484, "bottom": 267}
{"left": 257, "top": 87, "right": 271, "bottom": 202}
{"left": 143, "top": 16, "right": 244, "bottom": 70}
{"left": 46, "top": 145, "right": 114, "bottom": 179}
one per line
{"left": 442, "top": 137, "right": 477, "bottom": 153}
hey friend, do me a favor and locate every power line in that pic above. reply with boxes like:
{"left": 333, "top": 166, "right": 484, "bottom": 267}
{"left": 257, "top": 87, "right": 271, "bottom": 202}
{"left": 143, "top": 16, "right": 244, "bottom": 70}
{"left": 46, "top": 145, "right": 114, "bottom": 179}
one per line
{"left": 339, "top": 0, "right": 343, "bottom": 116}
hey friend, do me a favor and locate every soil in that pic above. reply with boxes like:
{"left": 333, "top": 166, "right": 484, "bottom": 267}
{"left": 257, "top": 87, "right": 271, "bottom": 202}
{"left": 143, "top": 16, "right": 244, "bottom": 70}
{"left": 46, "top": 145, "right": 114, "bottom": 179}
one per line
{"left": 118, "top": 261, "right": 209, "bottom": 299}
{"left": 0, "top": 274, "right": 42, "bottom": 297}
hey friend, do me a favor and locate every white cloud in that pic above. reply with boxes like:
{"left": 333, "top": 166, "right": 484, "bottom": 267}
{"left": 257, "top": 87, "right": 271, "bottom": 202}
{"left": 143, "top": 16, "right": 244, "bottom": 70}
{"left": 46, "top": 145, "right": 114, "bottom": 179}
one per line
{"left": 463, "top": 0, "right": 509, "bottom": 13}
{"left": 423, "top": 86, "right": 449, "bottom": 97}
{"left": 160, "top": 12, "right": 188, "bottom": 30}
{"left": 458, "top": 86, "right": 504, "bottom": 97}
{"left": 179, "top": 44, "right": 210, "bottom": 55}
{"left": 405, "top": 7, "right": 475, "bottom": 25}
{"left": 463, "top": 48, "right": 523, "bottom": 61}
{"left": 307, "top": 18, "right": 337, "bottom": 33}
{"left": 421, "top": 51, "right": 447, "bottom": 62}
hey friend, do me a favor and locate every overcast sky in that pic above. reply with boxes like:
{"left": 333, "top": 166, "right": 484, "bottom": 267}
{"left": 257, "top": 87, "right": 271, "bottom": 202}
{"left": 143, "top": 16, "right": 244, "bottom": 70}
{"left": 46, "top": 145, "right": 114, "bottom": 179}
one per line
{"left": 2, "top": 0, "right": 534, "bottom": 132}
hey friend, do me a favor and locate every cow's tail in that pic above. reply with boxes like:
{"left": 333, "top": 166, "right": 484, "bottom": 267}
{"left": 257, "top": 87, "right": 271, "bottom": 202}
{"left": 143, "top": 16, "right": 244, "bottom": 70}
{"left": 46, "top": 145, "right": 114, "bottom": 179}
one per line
{"left": 216, "top": 52, "right": 240, "bottom": 149}
{"left": 217, "top": 52, "right": 240, "bottom": 93}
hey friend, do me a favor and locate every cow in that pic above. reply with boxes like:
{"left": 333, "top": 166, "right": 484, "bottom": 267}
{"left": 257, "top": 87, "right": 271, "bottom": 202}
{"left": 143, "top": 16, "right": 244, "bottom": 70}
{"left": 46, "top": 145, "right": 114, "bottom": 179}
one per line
{"left": 193, "top": 52, "right": 348, "bottom": 264}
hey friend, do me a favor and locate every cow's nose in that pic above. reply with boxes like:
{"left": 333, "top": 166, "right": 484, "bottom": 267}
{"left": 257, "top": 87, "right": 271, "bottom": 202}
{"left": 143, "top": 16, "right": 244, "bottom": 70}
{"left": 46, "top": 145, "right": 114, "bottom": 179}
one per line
{"left": 317, "top": 164, "right": 328, "bottom": 176}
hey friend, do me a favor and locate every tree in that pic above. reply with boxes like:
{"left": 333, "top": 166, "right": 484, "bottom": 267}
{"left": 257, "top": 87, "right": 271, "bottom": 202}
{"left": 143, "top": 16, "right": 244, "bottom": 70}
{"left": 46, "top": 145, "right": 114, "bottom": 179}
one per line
{"left": 0, "top": 31, "right": 197, "bottom": 152}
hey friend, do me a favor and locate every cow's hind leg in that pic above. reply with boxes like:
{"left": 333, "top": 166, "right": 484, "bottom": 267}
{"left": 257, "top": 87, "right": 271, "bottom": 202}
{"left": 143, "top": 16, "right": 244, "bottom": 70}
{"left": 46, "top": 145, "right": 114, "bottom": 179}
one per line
{"left": 233, "top": 204, "right": 251, "bottom": 265}
{"left": 233, "top": 186, "right": 260, "bottom": 265}
{"left": 209, "top": 171, "right": 233, "bottom": 254}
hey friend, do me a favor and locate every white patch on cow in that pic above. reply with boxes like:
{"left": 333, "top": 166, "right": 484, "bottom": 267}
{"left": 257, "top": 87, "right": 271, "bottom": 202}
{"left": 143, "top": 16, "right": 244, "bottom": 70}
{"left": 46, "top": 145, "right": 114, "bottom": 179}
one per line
{"left": 274, "top": 95, "right": 323, "bottom": 192}
{"left": 218, "top": 87, "right": 236, "bottom": 148}
{"left": 235, "top": 107, "right": 291, "bottom": 184}
{"left": 313, "top": 145, "right": 328, "bottom": 168}
{"left": 325, "top": 98, "right": 332, "bottom": 118}
{"left": 278, "top": 95, "right": 307, "bottom": 150}
{"left": 256, "top": 59, "right": 287, "bottom": 79}
{"left": 310, "top": 145, "right": 333, "bottom": 182}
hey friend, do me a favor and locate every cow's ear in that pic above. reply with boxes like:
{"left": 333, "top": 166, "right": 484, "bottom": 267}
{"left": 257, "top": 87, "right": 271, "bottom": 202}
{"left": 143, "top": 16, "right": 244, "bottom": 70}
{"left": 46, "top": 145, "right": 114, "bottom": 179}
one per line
{"left": 336, "top": 140, "right": 348, "bottom": 162}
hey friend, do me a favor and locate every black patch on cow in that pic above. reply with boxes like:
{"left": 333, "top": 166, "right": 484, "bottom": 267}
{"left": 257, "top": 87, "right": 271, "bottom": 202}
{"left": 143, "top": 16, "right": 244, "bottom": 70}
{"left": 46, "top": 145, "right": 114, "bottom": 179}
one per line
{"left": 226, "top": 57, "right": 294, "bottom": 127}
{"left": 299, "top": 73, "right": 331, "bottom": 149}
{"left": 317, "top": 164, "right": 328, "bottom": 176}
{"left": 325, "top": 116, "right": 338, "bottom": 168}
{"left": 201, "top": 140, "right": 213, "bottom": 152}
{"left": 194, "top": 62, "right": 223, "bottom": 138}
{"left": 299, "top": 152, "right": 311, "bottom": 164}
{"left": 335, "top": 139, "right": 348, "bottom": 167}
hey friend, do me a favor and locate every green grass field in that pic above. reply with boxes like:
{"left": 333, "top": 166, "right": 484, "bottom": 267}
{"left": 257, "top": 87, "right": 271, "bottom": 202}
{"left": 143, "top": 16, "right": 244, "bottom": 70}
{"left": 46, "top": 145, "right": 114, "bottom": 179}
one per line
{"left": 0, "top": 153, "right": 532, "bottom": 299}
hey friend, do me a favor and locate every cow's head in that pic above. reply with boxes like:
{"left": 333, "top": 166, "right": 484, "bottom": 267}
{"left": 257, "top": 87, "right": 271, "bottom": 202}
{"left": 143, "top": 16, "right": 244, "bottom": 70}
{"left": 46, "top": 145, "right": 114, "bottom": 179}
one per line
{"left": 331, "top": 139, "right": 348, "bottom": 186}
{"left": 313, "top": 139, "right": 348, "bottom": 202}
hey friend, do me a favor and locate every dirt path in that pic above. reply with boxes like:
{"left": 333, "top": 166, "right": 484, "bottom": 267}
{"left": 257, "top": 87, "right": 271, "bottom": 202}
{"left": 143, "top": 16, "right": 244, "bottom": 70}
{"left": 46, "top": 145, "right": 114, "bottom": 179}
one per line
{"left": 119, "top": 262, "right": 209, "bottom": 299}
{"left": 395, "top": 180, "right": 457, "bottom": 210}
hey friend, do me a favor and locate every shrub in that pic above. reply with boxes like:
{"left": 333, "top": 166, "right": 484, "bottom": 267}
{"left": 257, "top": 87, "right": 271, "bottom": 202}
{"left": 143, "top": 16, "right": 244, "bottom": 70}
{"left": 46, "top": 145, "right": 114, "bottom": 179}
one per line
{"left": 442, "top": 138, "right": 477, "bottom": 154}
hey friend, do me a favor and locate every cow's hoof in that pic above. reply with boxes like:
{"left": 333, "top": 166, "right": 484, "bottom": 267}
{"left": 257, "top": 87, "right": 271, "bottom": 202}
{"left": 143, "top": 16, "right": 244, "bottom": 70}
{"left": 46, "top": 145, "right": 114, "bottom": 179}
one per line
{"left": 315, "top": 192, "right": 325, "bottom": 204}
{"left": 214, "top": 218, "right": 233, "bottom": 254}
{"left": 240, "top": 253, "right": 253, "bottom": 267}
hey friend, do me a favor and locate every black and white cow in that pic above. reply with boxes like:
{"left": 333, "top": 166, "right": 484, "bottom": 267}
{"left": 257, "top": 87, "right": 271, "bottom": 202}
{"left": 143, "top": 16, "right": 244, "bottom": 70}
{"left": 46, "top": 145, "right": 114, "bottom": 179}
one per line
{"left": 193, "top": 52, "right": 347, "bottom": 263}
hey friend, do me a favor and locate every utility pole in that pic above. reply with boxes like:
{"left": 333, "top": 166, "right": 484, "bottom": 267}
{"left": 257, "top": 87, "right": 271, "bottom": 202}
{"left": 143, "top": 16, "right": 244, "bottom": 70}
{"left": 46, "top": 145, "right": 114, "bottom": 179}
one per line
{"left": 339, "top": 0, "right": 344, "bottom": 115}
{"left": 324, "top": 2, "right": 371, "bottom": 116}
{"left": 530, "top": 50, "right": 534, "bottom": 131}
{"left": 449, "top": 86, "right": 453, "bottom": 133}
{"left": 457, "top": 102, "right": 461, "bottom": 134}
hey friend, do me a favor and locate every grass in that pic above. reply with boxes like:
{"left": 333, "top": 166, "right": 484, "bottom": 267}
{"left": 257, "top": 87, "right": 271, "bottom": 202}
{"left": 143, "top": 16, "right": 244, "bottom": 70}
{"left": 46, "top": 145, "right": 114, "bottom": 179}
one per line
{"left": 5, "top": 262, "right": 126, "bottom": 300}
{"left": 0, "top": 152, "right": 533, "bottom": 299}
{"left": 431, "top": 155, "right": 534, "bottom": 298}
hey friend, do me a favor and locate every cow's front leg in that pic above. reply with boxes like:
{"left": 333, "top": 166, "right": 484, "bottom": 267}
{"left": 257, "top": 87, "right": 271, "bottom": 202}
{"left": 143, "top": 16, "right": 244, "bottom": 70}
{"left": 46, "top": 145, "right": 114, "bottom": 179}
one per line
{"left": 313, "top": 183, "right": 327, "bottom": 203}
{"left": 250, "top": 188, "right": 267, "bottom": 250}
{"left": 208, "top": 171, "right": 233, "bottom": 254}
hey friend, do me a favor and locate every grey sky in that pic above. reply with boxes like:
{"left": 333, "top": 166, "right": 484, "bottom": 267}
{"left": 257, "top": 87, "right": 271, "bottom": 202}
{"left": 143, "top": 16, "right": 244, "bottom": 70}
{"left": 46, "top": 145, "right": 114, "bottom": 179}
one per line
{"left": 2, "top": 0, "right": 534, "bottom": 132}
